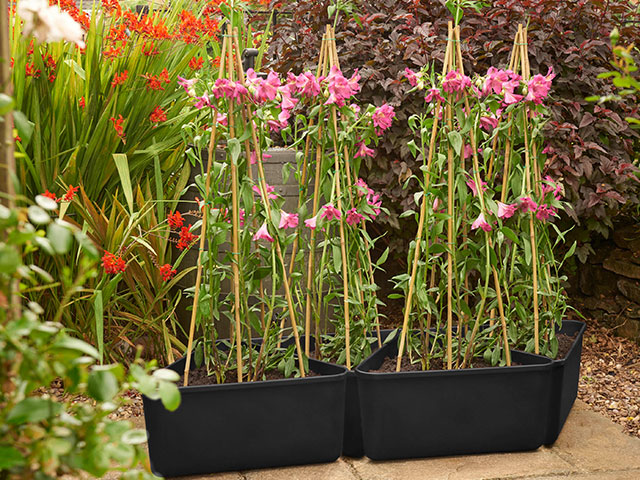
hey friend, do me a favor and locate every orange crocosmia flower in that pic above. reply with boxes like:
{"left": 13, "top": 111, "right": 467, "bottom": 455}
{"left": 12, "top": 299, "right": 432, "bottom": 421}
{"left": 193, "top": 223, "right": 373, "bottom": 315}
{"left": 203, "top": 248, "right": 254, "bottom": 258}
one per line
{"left": 142, "top": 41, "right": 159, "bottom": 56}
{"left": 149, "top": 106, "right": 167, "bottom": 123}
{"left": 189, "top": 56, "right": 204, "bottom": 70}
{"left": 104, "top": 45, "right": 123, "bottom": 59}
{"left": 42, "top": 190, "right": 58, "bottom": 202}
{"left": 167, "top": 211, "right": 184, "bottom": 229}
{"left": 102, "top": 251, "right": 126, "bottom": 274}
{"left": 159, "top": 68, "right": 170, "bottom": 84}
{"left": 159, "top": 263, "right": 177, "bottom": 281}
{"left": 178, "top": 10, "right": 204, "bottom": 44}
{"left": 107, "top": 24, "right": 127, "bottom": 43}
{"left": 25, "top": 63, "right": 41, "bottom": 78}
{"left": 110, "top": 115, "right": 126, "bottom": 141}
{"left": 101, "top": 0, "right": 122, "bottom": 16}
{"left": 204, "top": 18, "right": 219, "bottom": 38}
{"left": 176, "top": 226, "right": 197, "bottom": 250}
{"left": 142, "top": 73, "right": 165, "bottom": 91}
{"left": 111, "top": 70, "right": 128, "bottom": 87}
{"left": 79, "top": 96, "right": 85, "bottom": 109}
{"left": 62, "top": 185, "right": 80, "bottom": 202}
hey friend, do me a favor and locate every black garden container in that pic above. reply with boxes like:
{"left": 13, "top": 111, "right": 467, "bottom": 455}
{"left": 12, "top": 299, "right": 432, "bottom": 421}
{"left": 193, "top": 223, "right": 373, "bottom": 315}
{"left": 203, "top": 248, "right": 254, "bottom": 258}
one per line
{"left": 355, "top": 340, "right": 553, "bottom": 460}
{"left": 544, "top": 319, "right": 586, "bottom": 445}
{"left": 341, "top": 328, "right": 396, "bottom": 458}
{"left": 142, "top": 356, "right": 348, "bottom": 477}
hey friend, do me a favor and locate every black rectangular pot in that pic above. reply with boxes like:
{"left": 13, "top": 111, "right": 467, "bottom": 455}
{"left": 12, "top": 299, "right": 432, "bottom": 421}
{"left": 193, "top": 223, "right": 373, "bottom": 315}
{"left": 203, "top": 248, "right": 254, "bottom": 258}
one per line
{"left": 544, "top": 319, "right": 586, "bottom": 445}
{"left": 142, "top": 356, "right": 348, "bottom": 477}
{"left": 355, "top": 341, "right": 553, "bottom": 460}
{"left": 341, "top": 328, "right": 396, "bottom": 458}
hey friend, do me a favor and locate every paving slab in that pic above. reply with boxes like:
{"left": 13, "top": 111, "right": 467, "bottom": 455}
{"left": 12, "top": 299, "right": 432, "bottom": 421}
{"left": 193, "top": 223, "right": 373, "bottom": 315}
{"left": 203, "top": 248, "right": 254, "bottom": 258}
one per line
{"left": 552, "top": 401, "right": 640, "bottom": 472}
{"left": 116, "top": 400, "right": 640, "bottom": 480}
{"left": 523, "top": 471, "right": 640, "bottom": 480}
{"left": 346, "top": 448, "right": 574, "bottom": 480}
{"left": 243, "top": 459, "right": 358, "bottom": 480}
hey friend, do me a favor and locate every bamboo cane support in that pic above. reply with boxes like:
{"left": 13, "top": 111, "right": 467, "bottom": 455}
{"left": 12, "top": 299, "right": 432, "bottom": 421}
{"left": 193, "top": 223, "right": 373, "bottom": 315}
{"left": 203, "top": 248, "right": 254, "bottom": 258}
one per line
{"left": 454, "top": 25, "right": 511, "bottom": 366}
{"left": 396, "top": 24, "right": 453, "bottom": 372}
{"left": 516, "top": 26, "right": 541, "bottom": 355}
{"left": 227, "top": 26, "right": 244, "bottom": 383}
{"left": 240, "top": 55, "right": 307, "bottom": 375}
{"left": 183, "top": 34, "right": 230, "bottom": 386}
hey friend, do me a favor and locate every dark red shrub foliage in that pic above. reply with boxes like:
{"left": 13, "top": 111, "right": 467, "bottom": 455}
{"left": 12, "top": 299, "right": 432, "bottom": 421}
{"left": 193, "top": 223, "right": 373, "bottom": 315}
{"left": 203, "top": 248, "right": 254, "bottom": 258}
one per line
{"left": 266, "top": 0, "right": 640, "bottom": 255}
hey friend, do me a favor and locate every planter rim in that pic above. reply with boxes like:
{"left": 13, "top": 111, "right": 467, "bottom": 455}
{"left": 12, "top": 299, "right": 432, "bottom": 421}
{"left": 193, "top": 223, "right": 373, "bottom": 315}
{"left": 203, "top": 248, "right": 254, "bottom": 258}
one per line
{"left": 551, "top": 319, "right": 586, "bottom": 367}
{"left": 355, "top": 342, "right": 552, "bottom": 379}
{"left": 167, "top": 356, "right": 349, "bottom": 395}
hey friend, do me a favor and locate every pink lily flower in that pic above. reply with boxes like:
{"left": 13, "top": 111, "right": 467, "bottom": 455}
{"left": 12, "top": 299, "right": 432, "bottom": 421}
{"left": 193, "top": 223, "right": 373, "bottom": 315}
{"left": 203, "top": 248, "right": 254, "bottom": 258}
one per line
{"left": 253, "top": 223, "right": 274, "bottom": 242}
{"left": 252, "top": 183, "right": 278, "bottom": 200}
{"left": 346, "top": 208, "right": 364, "bottom": 226}
{"left": 425, "top": 87, "right": 444, "bottom": 103}
{"left": 497, "top": 201, "right": 517, "bottom": 219}
{"left": 373, "top": 103, "right": 395, "bottom": 135}
{"left": 278, "top": 211, "right": 299, "bottom": 229}
{"left": 304, "top": 216, "right": 318, "bottom": 230}
{"left": 519, "top": 196, "right": 538, "bottom": 213}
{"left": 320, "top": 203, "right": 341, "bottom": 221}
{"left": 355, "top": 142, "right": 376, "bottom": 158}
{"left": 471, "top": 212, "right": 492, "bottom": 232}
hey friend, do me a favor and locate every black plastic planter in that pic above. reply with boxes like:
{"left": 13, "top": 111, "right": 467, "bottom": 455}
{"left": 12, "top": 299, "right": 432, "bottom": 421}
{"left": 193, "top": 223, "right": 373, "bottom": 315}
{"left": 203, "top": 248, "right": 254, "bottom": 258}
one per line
{"left": 545, "top": 319, "right": 586, "bottom": 445}
{"left": 356, "top": 341, "right": 553, "bottom": 460}
{"left": 341, "top": 328, "right": 396, "bottom": 458}
{"left": 142, "top": 356, "right": 348, "bottom": 477}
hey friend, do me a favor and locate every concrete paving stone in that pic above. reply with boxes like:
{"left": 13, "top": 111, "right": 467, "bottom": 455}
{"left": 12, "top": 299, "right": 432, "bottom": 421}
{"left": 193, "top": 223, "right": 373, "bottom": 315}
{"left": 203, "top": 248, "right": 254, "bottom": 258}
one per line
{"left": 552, "top": 400, "right": 640, "bottom": 472}
{"left": 243, "top": 459, "right": 358, "bottom": 480}
{"left": 522, "top": 470, "right": 640, "bottom": 480}
{"left": 347, "top": 448, "right": 574, "bottom": 480}
{"left": 168, "top": 472, "right": 243, "bottom": 480}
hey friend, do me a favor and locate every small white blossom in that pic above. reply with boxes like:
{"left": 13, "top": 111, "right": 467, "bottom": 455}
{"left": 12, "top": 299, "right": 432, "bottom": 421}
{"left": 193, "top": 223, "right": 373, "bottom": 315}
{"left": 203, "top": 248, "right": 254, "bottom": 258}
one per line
{"left": 17, "top": 0, "right": 85, "bottom": 49}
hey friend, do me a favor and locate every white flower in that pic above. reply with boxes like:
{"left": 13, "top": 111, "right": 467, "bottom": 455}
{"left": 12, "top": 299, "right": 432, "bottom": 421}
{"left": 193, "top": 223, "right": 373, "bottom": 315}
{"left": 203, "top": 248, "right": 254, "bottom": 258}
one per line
{"left": 17, "top": 0, "right": 86, "bottom": 48}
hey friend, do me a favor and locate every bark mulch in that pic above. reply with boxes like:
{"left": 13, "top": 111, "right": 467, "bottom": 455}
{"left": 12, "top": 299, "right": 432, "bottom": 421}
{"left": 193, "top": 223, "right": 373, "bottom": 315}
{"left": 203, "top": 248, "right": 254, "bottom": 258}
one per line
{"left": 578, "top": 321, "right": 640, "bottom": 438}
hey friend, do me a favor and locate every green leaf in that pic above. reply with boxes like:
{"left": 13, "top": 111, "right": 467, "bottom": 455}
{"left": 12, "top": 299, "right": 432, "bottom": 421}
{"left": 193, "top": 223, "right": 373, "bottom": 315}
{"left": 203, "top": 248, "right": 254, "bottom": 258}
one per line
{"left": 500, "top": 226, "right": 519, "bottom": 243}
{"left": 35, "top": 194, "right": 58, "bottom": 211}
{"left": 121, "top": 429, "right": 148, "bottom": 445}
{"left": 227, "top": 138, "right": 241, "bottom": 164}
{"left": 0, "top": 245, "right": 20, "bottom": 274}
{"left": 27, "top": 205, "right": 50, "bottom": 225}
{"left": 158, "top": 381, "right": 181, "bottom": 411}
{"left": 6, "top": 398, "right": 63, "bottom": 424}
{"left": 153, "top": 368, "right": 180, "bottom": 382}
{"left": 0, "top": 93, "right": 14, "bottom": 115}
{"left": 94, "top": 290, "right": 104, "bottom": 364}
{"left": 328, "top": 4, "right": 336, "bottom": 18}
{"left": 63, "top": 58, "right": 86, "bottom": 80}
{"left": 0, "top": 446, "right": 26, "bottom": 469}
{"left": 53, "top": 336, "right": 100, "bottom": 359}
{"left": 13, "top": 110, "right": 34, "bottom": 144}
{"left": 47, "top": 222, "right": 72, "bottom": 254}
{"left": 447, "top": 131, "right": 463, "bottom": 156}
{"left": 87, "top": 369, "right": 119, "bottom": 402}
{"left": 112, "top": 154, "right": 134, "bottom": 214}
{"left": 376, "top": 247, "right": 389, "bottom": 266}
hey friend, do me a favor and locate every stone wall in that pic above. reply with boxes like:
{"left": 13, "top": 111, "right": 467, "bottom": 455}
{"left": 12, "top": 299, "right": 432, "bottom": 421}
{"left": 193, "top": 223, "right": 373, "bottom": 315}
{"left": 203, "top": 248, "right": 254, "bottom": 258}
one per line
{"left": 574, "top": 225, "right": 640, "bottom": 344}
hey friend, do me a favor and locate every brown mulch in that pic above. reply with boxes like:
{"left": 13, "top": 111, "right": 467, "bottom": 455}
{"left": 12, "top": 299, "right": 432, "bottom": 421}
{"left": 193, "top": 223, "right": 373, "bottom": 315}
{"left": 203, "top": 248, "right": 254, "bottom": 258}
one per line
{"left": 179, "top": 366, "right": 320, "bottom": 386}
{"left": 578, "top": 321, "right": 640, "bottom": 438}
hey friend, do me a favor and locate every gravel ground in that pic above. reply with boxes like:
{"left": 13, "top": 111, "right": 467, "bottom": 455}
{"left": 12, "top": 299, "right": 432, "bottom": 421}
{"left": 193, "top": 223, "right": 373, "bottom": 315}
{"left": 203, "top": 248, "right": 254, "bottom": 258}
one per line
{"left": 578, "top": 321, "right": 640, "bottom": 438}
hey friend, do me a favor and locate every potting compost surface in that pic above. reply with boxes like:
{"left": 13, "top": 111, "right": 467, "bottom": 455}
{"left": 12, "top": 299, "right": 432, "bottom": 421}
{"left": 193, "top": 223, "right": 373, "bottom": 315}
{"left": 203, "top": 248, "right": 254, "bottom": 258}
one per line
{"left": 179, "top": 366, "right": 321, "bottom": 386}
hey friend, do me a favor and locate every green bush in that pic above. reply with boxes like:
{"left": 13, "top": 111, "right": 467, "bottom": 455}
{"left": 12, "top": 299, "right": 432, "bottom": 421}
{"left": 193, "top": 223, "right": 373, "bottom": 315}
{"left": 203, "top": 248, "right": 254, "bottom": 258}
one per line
{"left": 0, "top": 200, "right": 180, "bottom": 479}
